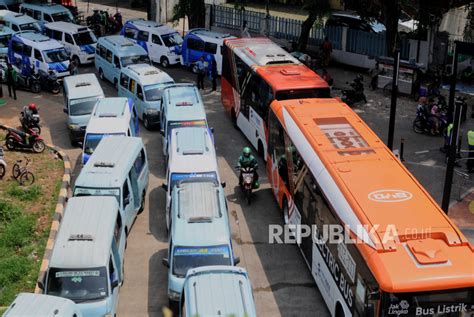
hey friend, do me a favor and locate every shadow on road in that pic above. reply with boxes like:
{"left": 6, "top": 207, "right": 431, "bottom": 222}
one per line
{"left": 148, "top": 248, "right": 169, "bottom": 317}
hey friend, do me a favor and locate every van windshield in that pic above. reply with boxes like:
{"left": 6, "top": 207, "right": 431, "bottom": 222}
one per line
{"left": 162, "top": 32, "right": 183, "bottom": 47}
{"left": 120, "top": 54, "right": 149, "bottom": 67}
{"left": 84, "top": 133, "right": 125, "bottom": 155}
{"left": 47, "top": 267, "right": 108, "bottom": 302}
{"left": 170, "top": 172, "right": 217, "bottom": 189}
{"left": 69, "top": 97, "right": 100, "bottom": 116}
{"left": 74, "top": 31, "right": 96, "bottom": 46}
{"left": 167, "top": 120, "right": 206, "bottom": 135}
{"left": 20, "top": 22, "right": 41, "bottom": 32}
{"left": 144, "top": 82, "right": 174, "bottom": 101}
{"left": 172, "top": 245, "right": 231, "bottom": 278}
{"left": 44, "top": 48, "right": 69, "bottom": 63}
{"left": 0, "top": 35, "right": 11, "bottom": 48}
{"left": 52, "top": 12, "right": 73, "bottom": 23}
{"left": 74, "top": 187, "right": 120, "bottom": 201}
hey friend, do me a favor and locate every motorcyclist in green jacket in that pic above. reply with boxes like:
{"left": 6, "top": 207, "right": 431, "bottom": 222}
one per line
{"left": 237, "top": 147, "right": 259, "bottom": 188}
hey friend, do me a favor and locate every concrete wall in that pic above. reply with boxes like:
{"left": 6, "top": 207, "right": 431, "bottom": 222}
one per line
{"left": 156, "top": 0, "right": 178, "bottom": 23}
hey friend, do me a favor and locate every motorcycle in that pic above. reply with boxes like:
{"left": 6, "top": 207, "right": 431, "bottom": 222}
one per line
{"left": 20, "top": 109, "right": 41, "bottom": 135}
{"left": 237, "top": 166, "right": 256, "bottom": 205}
{"left": 342, "top": 76, "right": 367, "bottom": 106}
{"left": 413, "top": 105, "right": 447, "bottom": 136}
{"left": 5, "top": 128, "right": 45, "bottom": 153}
{"left": 15, "top": 71, "right": 41, "bottom": 93}
{"left": 38, "top": 70, "right": 61, "bottom": 94}
{"left": 0, "top": 147, "right": 6, "bottom": 179}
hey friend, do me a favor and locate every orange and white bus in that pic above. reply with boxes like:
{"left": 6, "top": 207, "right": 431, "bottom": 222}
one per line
{"left": 267, "top": 98, "right": 474, "bottom": 317}
{"left": 221, "top": 37, "right": 330, "bottom": 158}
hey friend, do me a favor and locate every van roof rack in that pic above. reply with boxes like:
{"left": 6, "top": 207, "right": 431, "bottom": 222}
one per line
{"left": 75, "top": 82, "right": 91, "bottom": 87}
{"left": 93, "top": 162, "right": 115, "bottom": 168}
{"left": 98, "top": 113, "right": 118, "bottom": 118}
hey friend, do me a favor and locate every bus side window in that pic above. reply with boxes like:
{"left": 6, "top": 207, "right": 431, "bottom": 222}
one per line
{"left": 106, "top": 49, "right": 112, "bottom": 63}
{"left": 33, "top": 10, "right": 41, "bottom": 21}
{"left": 65, "top": 33, "right": 74, "bottom": 45}
{"left": 134, "top": 148, "right": 146, "bottom": 175}
{"left": 137, "top": 31, "right": 149, "bottom": 42}
{"left": 137, "top": 84, "right": 144, "bottom": 101}
{"left": 122, "top": 180, "right": 130, "bottom": 207}
{"left": 233, "top": 54, "right": 250, "bottom": 92}
{"left": 269, "top": 111, "right": 290, "bottom": 187}
{"left": 11, "top": 24, "right": 19, "bottom": 32}
{"left": 114, "top": 213, "right": 123, "bottom": 245}
{"left": 114, "top": 56, "right": 120, "bottom": 69}
{"left": 120, "top": 73, "right": 129, "bottom": 88}
{"left": 123, "top": 27, "right": 137, "bottom": 39}
{"left": 204, "top": 42, "right": 217, "bottom": 54}
{"left": 34, "top": 49, "right": 43, "bottom": 62}
{"left": 152, "top": 34, "right": 162, "bottom": 46}
{"left": 128, "top": 79, "right": 136, "bottom": 93}
{"left": 187, "top": 38, "right": 204, "bottom": 52}
{"left": 44, "top": 14, "right": 52, "bottom": 23}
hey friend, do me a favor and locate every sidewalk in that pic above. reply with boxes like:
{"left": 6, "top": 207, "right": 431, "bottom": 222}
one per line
{"left": 449, "top": 192, "right": 474, "bottom": 244}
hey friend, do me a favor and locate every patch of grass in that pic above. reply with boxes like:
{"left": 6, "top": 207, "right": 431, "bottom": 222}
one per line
{"left": 0, "top": 201, "right": 22, "bottom": 224}
{"left": 6, "top": 184, "right": 42, "bottom": 202}
{"left": 0, "top": 214, "right": 36, "bottom": 250}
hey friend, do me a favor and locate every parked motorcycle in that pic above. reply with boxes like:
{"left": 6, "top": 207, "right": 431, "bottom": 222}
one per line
{"left": 20, "top": 109, "right": 41, "bottom": 135}
{"left": 5, "top": 128, "right": 45, "bottom": 153}
{"left": 237, "top": 166, "right": 256, "bottom": 205}
{"left": 15, "top": 71, "right": 41, "bottom": 93}
{"left": 38, "top": 70, "right": 61, "bottom": 94}
{"left": 342, "top": 75, "right": 367, "bottom": 106}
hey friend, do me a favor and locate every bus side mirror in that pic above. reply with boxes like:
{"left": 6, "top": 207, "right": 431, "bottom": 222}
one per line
{"left": 162, "top": 258, "right": 169, "bottom": 268}
{"left": 161, "top": 183, "right": 168, "bottom": 191}
{"left": 221, "top": 182, "right": 226, "bottom": 188}
{"left": 234, "top": 257, "right": 240, "bottom": 265}
{"left": 63, "top": 108, "right": 67, "bottom": 113}
{"left": 210, "top": 127, "right": 214, "bottom": 134}
{"left": 37, "top": 275, "right": 45, "bottom": 291}
{"left": 111, "top": 279, "right": 119, "bottom": 289}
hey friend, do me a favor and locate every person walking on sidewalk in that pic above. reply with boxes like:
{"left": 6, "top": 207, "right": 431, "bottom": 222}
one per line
{"left": 321, "top": 37, "right": 332, "bottom": 67}
{"left": 6, "top": 63, "right": 17, "bottom": 100}
{"left": 467, "top": 130, "right": 474, "bottom": 173}
{"left": 196, "top": 56, "right": 206, "bottom": 90}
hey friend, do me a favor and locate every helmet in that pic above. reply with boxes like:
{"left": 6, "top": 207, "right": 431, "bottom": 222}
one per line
{"left": 28, "top": 103, "right": 37, "bottom": 111}
{"left": 243, "top": 147, "right": 251, "bottom": 157}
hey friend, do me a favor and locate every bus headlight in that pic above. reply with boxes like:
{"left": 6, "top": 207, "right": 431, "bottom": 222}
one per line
{"left": 68, "top": 124, "right": 80, "bottom": 130}
{"left": 168, "top": 290, "right": 180, "bottom": 302}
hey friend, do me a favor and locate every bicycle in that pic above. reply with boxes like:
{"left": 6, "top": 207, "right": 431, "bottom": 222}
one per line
{"left": 12, "top": 157, "right": 35, "bottom": 186}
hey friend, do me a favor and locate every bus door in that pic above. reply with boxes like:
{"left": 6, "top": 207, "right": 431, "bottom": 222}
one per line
{"left": 237, "top": 74, "right": 259, "bottom": 148}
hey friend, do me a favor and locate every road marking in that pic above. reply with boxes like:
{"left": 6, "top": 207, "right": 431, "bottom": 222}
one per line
{"left": 415, "top": 150, "right": 430, "bottom": 154}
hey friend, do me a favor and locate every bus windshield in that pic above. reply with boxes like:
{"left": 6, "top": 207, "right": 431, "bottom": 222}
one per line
{"left": 121, "top": 54, "right": 150, "bottom": 67}
{"left": 161, "top": 32, "right": 183, "bottom": 47}
{"left": 83, "top": 133, "right": 125, "bottom": 155}
{"left": 383, "top": 288, "right": 474, "bottom": 316}
{"left": 52, "top": 12, "right": 73, "bottom": 23}
{"left": 172, "top": 245, "right": 231, "bottom": 278}
{"left": 167, "top": 120, "right": 206, "bottom": 134}
{"left": 20, "top": 23, "right": 40, "bottom": 32}
{"left": 44, "top": 48, "right": 69, "bottom": 63}
{"left": 170, "top": 172, "right": 218, "bottom": 189}
{"left": 74, "top": 31, "right": 96, "bottom": 46}
{"left": 275, "top": 88, "right": 331, "bottom": 100}
{"left": 47, "top": 267, "right": 108, "bottom": 302}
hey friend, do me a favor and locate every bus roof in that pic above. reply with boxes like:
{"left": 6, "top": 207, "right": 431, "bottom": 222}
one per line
{"left": 224, "top": 37, "right": 300, "bottom": 67}
{"left": 272, "top": 98, "right": 474, "bottom": 292}
{"left": 255, "top": 64, "right": 329, "bottom": 92}
{"left": 75, "top": 136, "right": 143, "bottom": 189}
{"left": 50, "top": 196, "right": 118, "bottom": 268}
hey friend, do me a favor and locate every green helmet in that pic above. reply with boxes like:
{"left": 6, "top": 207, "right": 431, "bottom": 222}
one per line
{"left": 243, "top": 147, "right": 251, "bottom": 157}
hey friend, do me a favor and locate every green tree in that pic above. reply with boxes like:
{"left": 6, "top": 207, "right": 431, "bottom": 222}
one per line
{"left": 297, "top": 0, "right": 331, "bottom": 51}
{"left": 173, "top": 0, "right": 206, "bottom": 29}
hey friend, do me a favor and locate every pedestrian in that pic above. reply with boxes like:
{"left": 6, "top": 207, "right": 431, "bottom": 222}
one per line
{"left": 210, "top": 56, "right": 217, "bottom": 92}
{"left": 68, "top": 58, "right": 78, "bottom": 75}
{"left": 195, "top": 56, "right": 206, "bottom": 90}
{"left": 241, "top": 20, "right": 250, "bottom": 38}
{"left": 321, "top": 37, "right": 332, "bottom": 67}
{"left": 441, "top": 122, "right": 453, "bottom": 155}
{"left": 6, "top": 63, "right": 16, "bottom": 100}
{"left": 467, "top": 130, "right": 474, "bottom": 173}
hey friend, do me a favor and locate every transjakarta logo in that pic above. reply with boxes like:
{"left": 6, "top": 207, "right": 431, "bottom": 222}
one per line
{"left": 368, "top": 189, "right": 413, "bottom": 203}
{"left": 388, "top": 300, "right": 410, "bottom": 315}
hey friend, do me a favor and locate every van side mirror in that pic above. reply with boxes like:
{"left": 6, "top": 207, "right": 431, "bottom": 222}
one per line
{"left": 162, "top": 257, "right": 169, "bottom": 268}
{"left": 159, "top": 129, "right": 164, "bottom": 136}
{"left": 124, "top": 195, "right": 130, "bottom": 206}
{"left": 111, "top": 279, "right": 119, "bottom": 289}
{"left": 37, "top": 279, "right": 45, "bottom": 291}
{"left": 210, "top": 127, "right": 214, "bottom": 134}
{"left": 161, "top": 183, "right": 168, "bottom": 191}
{"left": 221, "top": 182, "right": 226, "bottom": 188}
{"left": 234, "top": 257, "right": 240, "bottom": 265}
{"left": 63, "top": 108, "right": 67, "bottom": 114}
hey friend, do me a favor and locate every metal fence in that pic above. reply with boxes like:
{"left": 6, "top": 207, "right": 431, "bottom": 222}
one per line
{"left": 210, "top": 4, "right": 408, "bottom": 58}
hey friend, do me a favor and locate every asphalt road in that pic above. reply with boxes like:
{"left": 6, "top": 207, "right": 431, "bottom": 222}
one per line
{"left": 0, "top": 64, "right": 329, "bottom": 316}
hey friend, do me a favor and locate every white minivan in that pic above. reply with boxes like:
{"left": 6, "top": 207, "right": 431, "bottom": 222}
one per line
{"left": 0, "top": 9, "right": 41, "bottom": 33}
{"left": 121, "top": 18, "right": 182, "bottom": 67}
{"left": 44, "top": 22, "right": 97, "bottom": 65}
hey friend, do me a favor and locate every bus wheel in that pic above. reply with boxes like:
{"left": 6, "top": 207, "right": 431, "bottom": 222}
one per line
{"left": 282, "top": 198, "right": 289, "bottom": 224}
{"left": 161, "top": 57, "right": 169, "bottom": 68}
{"left": 231, "top": 109, "right": 238, "bottom": 129}
{"left": 72, "top": 55, "right": 80, "bottom": 67}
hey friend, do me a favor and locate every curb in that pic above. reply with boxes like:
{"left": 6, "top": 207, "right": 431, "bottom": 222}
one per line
{"left": 0, "top": 124, "right": 71, "bottom": 294}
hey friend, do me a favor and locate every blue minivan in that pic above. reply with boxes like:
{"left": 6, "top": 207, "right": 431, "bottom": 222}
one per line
{"left": 95, "top": 35, "right": 149, "bottom": 89}
{"left": 181, "top": 29, "right": 234, "bottom": 75}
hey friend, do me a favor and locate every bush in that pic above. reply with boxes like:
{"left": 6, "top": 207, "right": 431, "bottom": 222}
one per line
{"left": 6, "top": 184, "right": 42, "bottom": 202}
{"left": 0, "top": 214, "right": 36, "bottom": 250}
{"left": 0, "top": 201, "right": 22, "bottom": 224}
